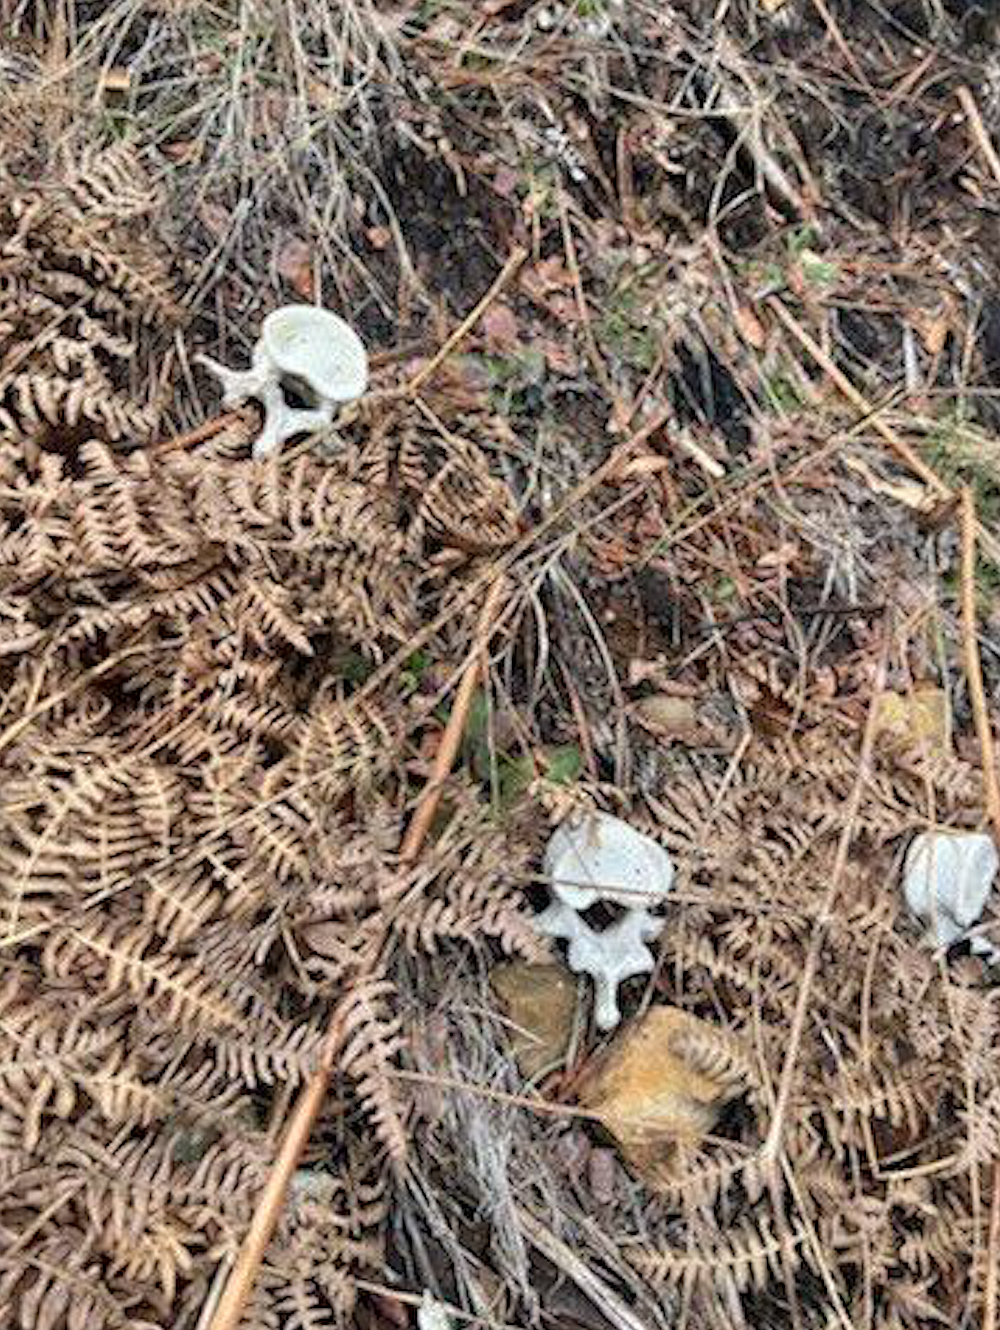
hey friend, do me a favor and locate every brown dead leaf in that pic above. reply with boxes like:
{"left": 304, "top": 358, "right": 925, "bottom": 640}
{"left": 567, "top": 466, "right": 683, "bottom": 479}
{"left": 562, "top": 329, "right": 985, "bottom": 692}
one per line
{"left": 912, "top": 304, "right": 952, "bottom": 358}
{"left": 733, "top": 302, "right": 767, "bottom": 349}
{"left": 521, "top": 258, "right": 573, "bottom": 300}
{"left": 481, "top": 302, "right": 520, "bottom": 354}
{"left": 492, "top": 166, "right": 521, "bottom": 198}
{"left": 579, "top": 1007, "right": 745, "bottom": 1183}
{"left": 276, "top": 236, "right": 314, "bottom": 301}
{"left": 756, "top": 541, "right": 800, "bottom": 573}
{"left": 874, "top": 686, "right": 950, "bottom": 754}
{"left": 533, "top": 336, "right": 579, "bottom": 376}
{"left": 162, "top": 140, "right": 200, "bottom": 165}
{"left": 632, "top": 694, "right": 700, "bottom": 740}
{"left": 197, "top": 202, "right": 229, "bottom": 238}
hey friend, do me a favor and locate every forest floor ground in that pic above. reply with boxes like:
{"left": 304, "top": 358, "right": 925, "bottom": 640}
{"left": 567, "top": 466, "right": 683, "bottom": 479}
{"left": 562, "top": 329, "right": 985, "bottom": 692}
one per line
{"left": 5, "top": 2, "right": 1000, "bottom": 1329}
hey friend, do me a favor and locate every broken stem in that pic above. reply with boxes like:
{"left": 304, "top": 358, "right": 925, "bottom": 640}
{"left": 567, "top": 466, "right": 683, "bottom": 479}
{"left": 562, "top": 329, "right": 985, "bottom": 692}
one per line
{"left": 405, "top": 247, "right": 527, "bottom": 396}
{"left": 205, "top": 577, "right": 508, "bottom": 1330}
{"left": 956, "top": 85, "right": 1000, "bottom": 192}
{"left": 960, "top": 486, "right": 1000, "bottom": 847}
{"left": 766, "top": 297, "right": 951, "bottom": 498}
{"left": 205, "top": 1036, "right": 341, "bottom": 1330}
{"left": 400, "top": 577, "right": 507, "bottom": 861}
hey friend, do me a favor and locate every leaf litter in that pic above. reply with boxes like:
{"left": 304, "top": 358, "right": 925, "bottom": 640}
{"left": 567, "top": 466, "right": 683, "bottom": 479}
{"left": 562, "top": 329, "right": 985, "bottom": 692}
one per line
{"left": 3, "top": 2, "right": 1000, "bottom": 1329}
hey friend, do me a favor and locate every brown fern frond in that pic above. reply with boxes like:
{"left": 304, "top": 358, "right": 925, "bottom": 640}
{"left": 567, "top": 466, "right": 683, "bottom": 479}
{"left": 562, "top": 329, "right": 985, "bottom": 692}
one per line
{"left": 41, "top": 923, "right": 239, "bottom": 1031}
{"left": 629, "top": 1214, "right": 810, "bottom": 1293}
{"left": 336, "top": 980, "right": 410, "bottom": 1164}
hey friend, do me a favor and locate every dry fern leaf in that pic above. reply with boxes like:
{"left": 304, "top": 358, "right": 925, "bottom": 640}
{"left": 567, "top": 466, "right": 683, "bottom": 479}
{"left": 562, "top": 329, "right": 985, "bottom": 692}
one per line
{"left": 407, "top": 431, "right": 520, "bottom": 552}
{"left": 336, "top": 980, "right": 410, "bottom": 1163}
{"left": 41, "top": 922, "right": 240, "bottom": 1031}
{"left": 630, "top": 1214, "right": 811, "bottom": 1293}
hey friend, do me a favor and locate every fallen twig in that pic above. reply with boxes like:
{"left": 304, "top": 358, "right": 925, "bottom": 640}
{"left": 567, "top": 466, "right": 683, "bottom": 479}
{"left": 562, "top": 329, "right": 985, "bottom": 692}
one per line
{"left": 205, "top": 578, "right": 508, "bottom": 1330}
{"left": 400, "top": 577, "right": 508, "bottom": 861}
{"left": 516, "top": 1205, "right": 655, "bottom": 1330}
{"left": 404, "top": 246, "right": 527, "bottom": 397}
{"left": 204, "top": 1033, "right": 343, "bottom": 1330}
{"left": 985, "top": 1158, "right": 1000, "bottom": 1330}
{"left": 154, "top": 410, "right": 242, "bottom": 453}
{"left": 766, "top": 297, "right": 952, "bottom": 498}
{"left": 956, "top": 85, "right": 1000, "bottom": 192}
{"left": 959, "top": 487, "right": 1000, "bottom": 848}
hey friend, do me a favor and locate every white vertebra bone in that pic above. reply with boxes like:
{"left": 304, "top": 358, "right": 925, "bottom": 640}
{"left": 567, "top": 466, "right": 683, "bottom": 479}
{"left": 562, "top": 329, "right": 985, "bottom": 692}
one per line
{"left": 903, "top": 830, "right": 999, "bottom": 959}
{"left": 535, "top": 812, "right": 674, "bottom": 1030}
{"left": 197, "top": 305, "right": 368, "bottom": 459}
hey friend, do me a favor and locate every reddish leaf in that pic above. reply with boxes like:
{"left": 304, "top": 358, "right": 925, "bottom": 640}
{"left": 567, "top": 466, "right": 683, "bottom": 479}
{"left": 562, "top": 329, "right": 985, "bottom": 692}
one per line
{"left": 275, "top": 236, "right": 314, "bottom": 301}
{"left": 481, "top": 302, "right": 519, "bottom": 353}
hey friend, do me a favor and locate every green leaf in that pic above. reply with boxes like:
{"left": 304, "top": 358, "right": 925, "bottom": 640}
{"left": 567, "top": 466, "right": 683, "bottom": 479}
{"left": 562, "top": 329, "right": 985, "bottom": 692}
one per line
{"left": 543, "top": 745, "right": 582, "bottom": 785}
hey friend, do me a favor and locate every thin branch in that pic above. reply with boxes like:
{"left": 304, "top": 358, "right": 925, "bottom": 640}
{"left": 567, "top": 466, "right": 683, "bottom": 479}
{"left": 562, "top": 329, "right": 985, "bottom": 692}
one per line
{"left": 956, "top": 85, "right": 1000, "bottom": 192}
{"left": 205, "top": 578, "right": 508, "bottom": 1330}
{"left": 985, "top": 1159, "right": 1000, "bottom": 1330}
{"left": 960, "top": 486, "right": 1000, "bottom": 847}
{"left": 205, "top": 1037, "right": 342, "bottom": 1330}
{"left": 766, "top": 297, "right": 952, "bottom": 498}
{"left": 404, "top": 246, "right": 527, "bottom": 396}
{"left": 153, "top": 410, "right": 241, "bottom": 453}
{"left": 400, "top": 577, "right": 507, "bottom": 861}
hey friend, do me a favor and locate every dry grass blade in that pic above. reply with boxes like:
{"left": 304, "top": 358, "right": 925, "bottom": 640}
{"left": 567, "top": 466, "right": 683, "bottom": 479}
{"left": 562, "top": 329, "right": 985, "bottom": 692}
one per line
{"left": 956, "top": 86, "right": 1000, "bottom": 191}
{"left": 766, "top": 297, "right": 951, "bottom": 499}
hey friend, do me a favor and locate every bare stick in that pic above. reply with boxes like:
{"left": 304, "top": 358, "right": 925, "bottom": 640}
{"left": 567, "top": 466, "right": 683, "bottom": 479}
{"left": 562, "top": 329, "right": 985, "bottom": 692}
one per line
{"left": 153, "top": 410, "right": 242, "bottom": 453}
{"left": 956, "top": 85, "right": 1000, "bottom": 192}
{"left": 985, "top": 1160, "right": 1000, "bottom": 1330}
{"left": 400, "top": 577, "right": 507, "bottom": 861}
{"left": 516, "top": 1206, "right": 655, "bottom": 1330}
{"left": 206, "top": 578, "right": 508, "bottom": 1330}
{"left": 760, "top": 624, "right": 889, "bottom": 1163}
{"left": 766, "top": 297, "right": 952, "bottom": 498}
{"left": 960, "top": 487, "right": 1000, "bottom": 847}
{"left": 405, "top": 247, "right": 527, "bottom": 397}
{"left": 206, "top": 1029, "right": 341, "bottom": 1330}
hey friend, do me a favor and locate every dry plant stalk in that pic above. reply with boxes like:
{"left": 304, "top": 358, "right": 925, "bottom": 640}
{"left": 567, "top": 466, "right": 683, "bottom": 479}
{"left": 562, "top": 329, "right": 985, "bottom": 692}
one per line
{"left": 207, "top": 580, "right": 508, "bottom": 1330}
{"left": 960, "top": 486, "right": 1000, "bottom": 848}
{"left": 404, "top": 248, "right": 527, "bottom": 397}
{"left": 956, "top": 85, "right": 1000, "bottom": 192}
{"left": 766, "top": 297, "right": 952, "bottom": 498}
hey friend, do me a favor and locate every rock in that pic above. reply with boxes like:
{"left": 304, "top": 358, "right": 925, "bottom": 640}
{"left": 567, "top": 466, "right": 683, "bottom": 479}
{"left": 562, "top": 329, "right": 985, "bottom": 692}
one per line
{"left": 578, "top": 1006, "right": 747, "bottom": 1188}
{"left": 491, "top": 962, "right": 576, "bottom": 1079}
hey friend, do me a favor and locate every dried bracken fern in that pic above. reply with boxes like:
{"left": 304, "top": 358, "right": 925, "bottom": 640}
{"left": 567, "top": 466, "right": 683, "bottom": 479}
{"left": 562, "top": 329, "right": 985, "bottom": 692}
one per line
{"left": 592, "top": 726, "right": 1000, "bottom": 1330}
{"left": 0, "top": 142, "right": 181, "bottom": 447}
{"left": 0, "top": 144, "right": 544, "bottom": 1325}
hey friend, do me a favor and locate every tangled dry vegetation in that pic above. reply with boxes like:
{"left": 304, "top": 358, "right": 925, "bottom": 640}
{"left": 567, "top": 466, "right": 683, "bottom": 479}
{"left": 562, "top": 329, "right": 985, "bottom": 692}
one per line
{"left": 4, "top": 2, "right": 1000, "bottom": 1330}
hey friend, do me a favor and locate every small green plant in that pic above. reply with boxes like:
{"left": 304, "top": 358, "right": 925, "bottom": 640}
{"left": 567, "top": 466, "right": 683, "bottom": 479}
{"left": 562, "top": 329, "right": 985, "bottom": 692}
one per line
{"left": 455, "top": 690, "right": 581, "bottom": 814}
{"left": 400, "top": 650, "right": 430, "bottom": 696}
{"left": 761, "top": 369, "right": 804, "bottom": 414}
{"left": 799, "top": 251, "right": 839, "bottom": 286}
